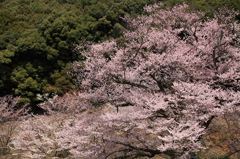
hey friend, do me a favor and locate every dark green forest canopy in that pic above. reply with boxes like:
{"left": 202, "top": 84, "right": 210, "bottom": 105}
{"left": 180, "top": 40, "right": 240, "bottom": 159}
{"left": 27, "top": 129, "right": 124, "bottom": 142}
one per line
{"left": 0, "top": 0, "right": 156, "bottom": 105}
{"left": 0, "top": 0, "right": 239, "bottom": 106}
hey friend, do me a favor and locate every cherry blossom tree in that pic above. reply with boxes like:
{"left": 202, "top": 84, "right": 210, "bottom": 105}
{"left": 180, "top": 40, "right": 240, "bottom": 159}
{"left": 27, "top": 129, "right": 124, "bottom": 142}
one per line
{"left": 70, "top": 4, "right": 240, "bottom": 158}
{"left": 0, "top": 95, "right": 28, "bottom": 123}
{"left": 0, "top": 95, "right": 28, "bottom": 155}
{"left": 10, "top": 3, "right": 240, "bottom": 159}
{"left": 11, "top": 115, "right": 75, "bottom": 159}
{"left": 37, "top": 93, "right": 90, "bottom": 115}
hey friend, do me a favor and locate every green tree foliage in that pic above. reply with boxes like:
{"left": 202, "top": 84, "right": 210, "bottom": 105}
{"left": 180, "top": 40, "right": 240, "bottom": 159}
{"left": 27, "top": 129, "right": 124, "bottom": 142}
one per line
{"left": 0, "top": 0, "right": 156, "bottom": 106}
{"left": 11, "top": 64, "right": 41, "bottom": 103}
{"left": 0, "top": 9, "right": 15, "bottom": 34}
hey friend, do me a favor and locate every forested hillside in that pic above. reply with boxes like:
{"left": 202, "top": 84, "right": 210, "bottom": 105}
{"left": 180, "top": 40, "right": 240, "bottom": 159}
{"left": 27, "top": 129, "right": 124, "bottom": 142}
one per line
{"left": 0, "top": 0, "right": 157, "bottom": 105}
{"left": 0, "top": 1, "right": 239, "bottom": 158}
{"left": 0, "top": 0, "right": 239, "bottom": 106}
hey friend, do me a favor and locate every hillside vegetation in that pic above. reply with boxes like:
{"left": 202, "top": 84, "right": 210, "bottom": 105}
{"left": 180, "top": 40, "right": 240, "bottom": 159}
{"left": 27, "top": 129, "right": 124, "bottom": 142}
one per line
{"left": 0, "top": 1, "right": 239, "bottom": 159}
{"left": 0, "top": 0, "right": 156, "bottom": 105}
{"left": 0, "top": 0, "right": 239, "bottom": 107}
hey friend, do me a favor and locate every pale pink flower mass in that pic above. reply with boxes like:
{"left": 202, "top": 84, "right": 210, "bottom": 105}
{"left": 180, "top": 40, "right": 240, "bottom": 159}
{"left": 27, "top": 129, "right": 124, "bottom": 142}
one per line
{"left": 10, "top": 3, "right": 240, "bottom": 159}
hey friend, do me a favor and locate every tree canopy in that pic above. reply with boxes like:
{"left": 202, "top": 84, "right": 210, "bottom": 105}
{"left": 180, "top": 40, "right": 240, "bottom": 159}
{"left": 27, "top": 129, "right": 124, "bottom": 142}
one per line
{"left": 0, "top": 0, "right": 156, "bottom": 105}
{"left": 10, "top": 3, "right": 240, "bottom": 159}
{"left": 0, "top": 0, "right": 239, "bottom": 106}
